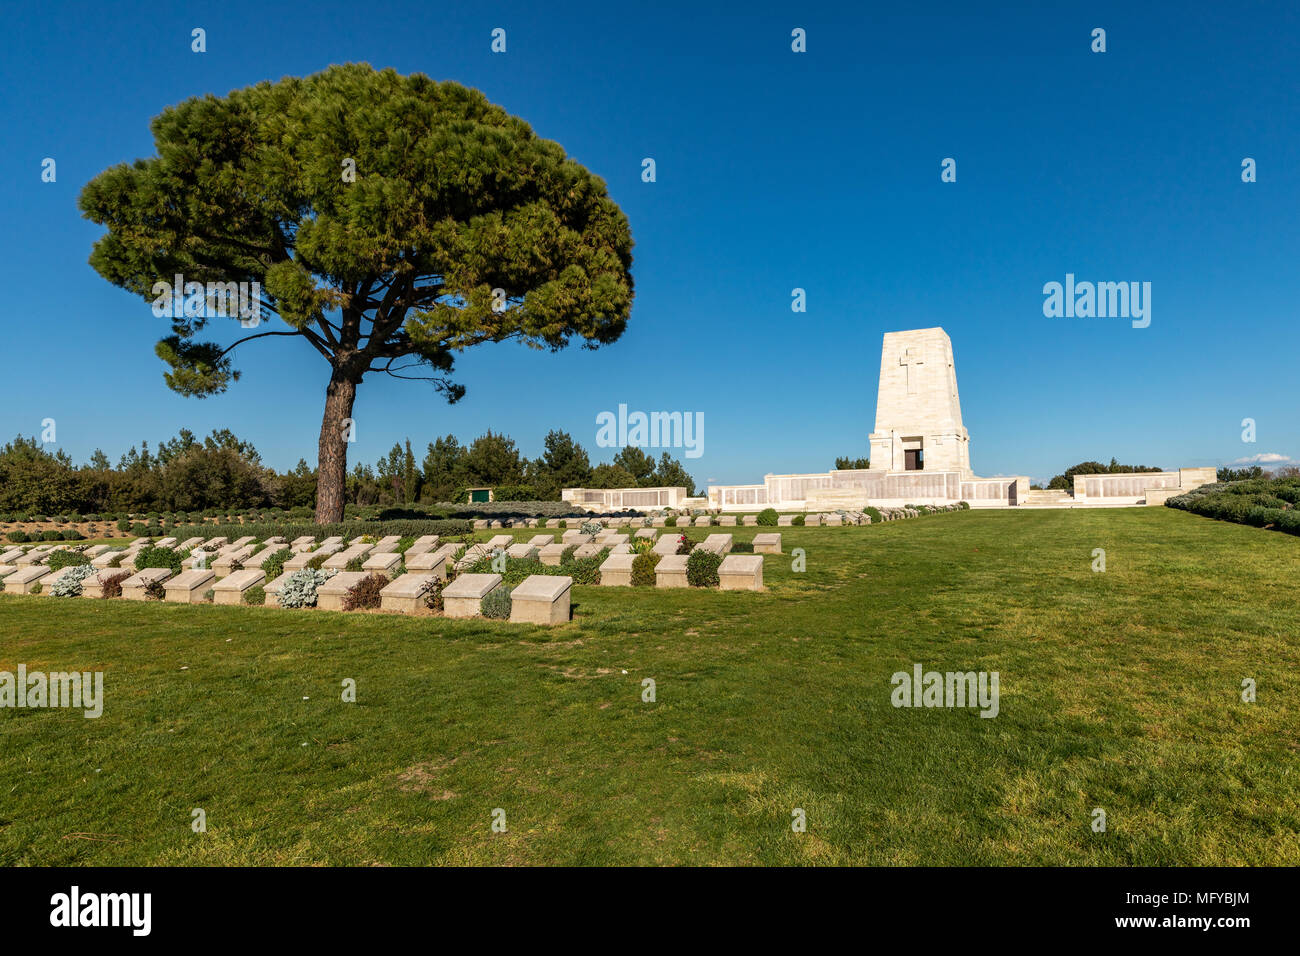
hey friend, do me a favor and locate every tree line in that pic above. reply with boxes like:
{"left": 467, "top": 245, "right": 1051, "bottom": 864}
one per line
{"left": 0, "top": 429, "right": 697, "bottom": 516}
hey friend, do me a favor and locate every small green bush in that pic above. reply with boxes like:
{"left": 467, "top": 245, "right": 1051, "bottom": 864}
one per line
{"left": 7, "top": 530, "right": 29, "bottom": 543}
{"left": 135, "top": 546, "right": 184, "bottom": 575}
{"left": 686, "top": 548, "right": 722, "bottom": 587}
{"left": 47, "top": 550, "right": 91, "bottom": 572}
{"left": 243, "top": 585, "right": 267, "bottom": 606}
{"left": 259, "top": 548, "right": 293, "bottom": 582}
{"left": 793, "top": 514, "right": 806, "bottom": 526}
{"left": 345, "top": 556, "right": 365, "bottom": 572}
{"left": 61, "top": 529, "right": 85, "bottom": 540}
{"left": 631, "top": 551, "right": 660, "bottom": 586}
{"left": 116, "top": 518, "right": 131, "bottom": 532}
{"left": 40, "top": 530, "right": 62, "bottom": 541}
{"left": 481, "top": 586, "right": 512, "bottom": 619}
{"left": 757, "top": 508, "right": 779, "bottom": 526}
{"left": 864, "top": 506, "right": 883, "bottom": 522}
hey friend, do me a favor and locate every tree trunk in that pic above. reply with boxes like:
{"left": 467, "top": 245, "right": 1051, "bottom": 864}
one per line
{"left": 316, "top": 368, "right": 359, "bottom": 524}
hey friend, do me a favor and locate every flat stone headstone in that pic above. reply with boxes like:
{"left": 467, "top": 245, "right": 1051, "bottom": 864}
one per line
{"left": 598, "top": 553, "right": 636, "bottom": 586}
{"left": 262, "top": 536, "right": 288, "bottom": 546}
{"left": 694, "top": 516, "right": 712, "bottom": 527}
{"left": 777, "top": 515, "right": 794, "bottom": 526}
{"left": 315, "top": 571, "right": 367, "bottom": 611}
{"left": 742, "top": 515, "right": 759, "bottom": 526}
{"left": 453, "top": 544, "right": 491, "bottom": 571}
{"left": 264, "top": 572, "right": 293, "bottom": 597}
{"left": 505, "top": 543, "right": 537, "bottom": 561}
{"left": 362, "top": 551, "right": 402, "bottom": 574}
{"left": 718, "top": 516, "right": 737, "bottom": 526}
{"left": 154, "top": 537, "right": 178, "bottom": 549}
{"left": 510, "top": 574, "right": 572, "bottom": 625}
{"left": 290, "top": 536, "right": 316, "bottom": 551}
{"left": 404, "top": 550, "right": 449, "bottom": 580}
{"left": 572, "top": 543, "right": 602, "bottom": 560}
{"left": 0, "top": 548, "right": 24, "bottom": 563}
{"left": 177, "top": 537, "right": 205, "bottom": 551}
{"left": 323, "top": 547, "right": 370, "bottom": 570}
{"left": 752, "top": 533, "right": 782, "bottom": 554}
{"left": 413, "top": 534, "right": 440, "bottom": 548}
{"left": 803, "top": 514, "right": 822, "bottom": 527}
{"left": 380, "top": 573, "right": 439, "bottom": 613}
{"left": 230, "top": 536, "right": 256, "bottom": 548}
{"left": 633, "top": 528, "right": 656, "bottom": 540}
{"left": 528, "top": 534, "right": 555, "bottom": 547}
{"left": 538, "top": 544, "right": 567, "bottom": 566}
{"left": 824, "top": 514, "right": 844, "bottom": 526}
{"left": 655, "top": 554, "right": 689, "bottom": 588}
{"left": 442, "top": 572, "right": 502, "bottom": 618}
{"left": 319, "top": 536, "right": 344, "bottom": 548}
{"left": 718, "top": 554, "right": 764, "bottom": 591}
{"left": 608, "top": 543, "right": 632, "bottom": 555}
{"left": 203, "top": 537, "right": 229, "bottom": 548}
{"left": 560, "top": 529, "right": 586, "bottom": 544}
{"left": 243, "top": 547, "right": 283, "bottom": 569}
{"left": 15, "top": 550, "right": 51, "bottom": 567}
{"left": 165, "top": 568, "right": 216, "bottom": 603}
{"left": 651, "top": 517, "right": 666, "bottom": 527}
{"left": 652, "top": 535, "right": 682, "bottom": 556}
{"left": 472, "top": 519, "right": 489, "bottom": 530}
{"left": 489, "top": 520, "right": 504, "bottom": 529}
{"left": 372, "top": 535, "right": 402, "bottom": 553}
{"left": 121, "top": 567, "right": 174, "bottom": 600}
{"left": 211, "top": 568, "right": 265, "bottom": 605}
{"left": 284, "top": 551, "right": 314, "bottom": 572}
{"left": 487, "top": 535, "right": 514, "bottom": 549}
{"left": 700, "top": 534, "right": 734, "bottom": 555}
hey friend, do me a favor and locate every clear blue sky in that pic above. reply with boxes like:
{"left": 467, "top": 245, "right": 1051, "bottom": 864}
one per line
{"left": 2, "top": 0, "right": 1296, "bottom": 487}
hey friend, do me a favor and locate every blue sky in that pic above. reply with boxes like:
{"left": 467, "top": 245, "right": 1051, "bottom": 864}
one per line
{"left": 2, "top": 0, "right": 1296, "bottom": 487}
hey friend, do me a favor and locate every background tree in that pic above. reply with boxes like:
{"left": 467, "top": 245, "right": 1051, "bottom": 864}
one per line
{"left": 422, "top": 435, "right": 467, "bottom": 502}
{"left": 463, "top": 430, "right": 525, "bottom": 487}
{"left": 1047, "top": 457, "right": 1164, "bottom": 490}
{"left": 79, "top": 63, "right": 634, "bottom": 523}
{"left": 651, "top": 452, "right": 697, "bottom": 496}
{"left": 612, "top": 445, "right": 657, "bottom": 485}
{"left": 532, "top": 429, "right": 592, "bottom": 498}
{"left": 835, "top": 455, "right": 870, "bottom": 470}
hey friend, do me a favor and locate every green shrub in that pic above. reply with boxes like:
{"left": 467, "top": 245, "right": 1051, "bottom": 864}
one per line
{"left": 7, "top": 531, "right": 29, "bottom": 543}
{"left": 259, "top": 548, "right": 293, "bottom": 582}
{"left": 243, "top": 585, "right": 267, "bottom": 606}
{"left": 306, "top": 553, "right": 328, "bottom": 570}
{"left": 731, "top": 541, "right": 754, "bottom": 553}
{"left": 686, "top": 548, "right": 722, "bottom": 587}
{"left": 143, "top": 580, "right": 166, "bottom": 600}
{"left": 345, "top": 556, "right": 365, "bottom": 572}
{"left": 864, "top": 506, "right": 883, "bottom": 522}
{"left": 563, "top": 553, "right": 604, "bottom": 585}
{"left": 60, "top": 529, "right": 84, "bottom": 540}
{"left": 47, "top": 550, "right": 91, "bottom": 572}
{"left": 135, "top": 546, "right": 184, "bottom": 575}
{"left": 631, "top": 552, "right": 660, "bottom": 586}
{"left": 116, "top": 518, "right": 131, "bottom": 532}
{"left": 40, "top": 530, "right": 62, "bottom": 541}
{"left": 481, "top": 586, "right": 513, "bottom": 619}
{"left": 665, "top": 516, "right": 677, "bottom": 527}
{"left": 50, "top": 564, "right": 96, "bottom": 597}
{"left": 793, "top": 514, "right": 806, "bottom": 526}
{"left": 675, "top": 534, "right": 694, "bottom": 556}
{"left": 757, "top": 508, "right": 779, "bottom": 526}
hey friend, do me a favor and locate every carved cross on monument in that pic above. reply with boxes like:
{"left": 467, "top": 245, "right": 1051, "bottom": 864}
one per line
{"left": 899, "top": 347, "right": 925, "bottom": 395}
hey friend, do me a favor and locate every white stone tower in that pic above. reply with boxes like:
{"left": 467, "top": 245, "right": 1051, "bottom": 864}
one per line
{"left": 867, "top": 327, "right": 971, "bottom": 475}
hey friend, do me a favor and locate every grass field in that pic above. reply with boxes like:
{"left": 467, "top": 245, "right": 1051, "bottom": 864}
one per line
{"left": 2, "top": 508, "right": 1297, "bottom": 865}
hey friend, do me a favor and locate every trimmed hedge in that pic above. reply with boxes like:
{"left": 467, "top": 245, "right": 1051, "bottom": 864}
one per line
{"left": 686, "top": 548, "right": 722, "bottom": 587}
{"left": 166, "top": 518, "right": 474, "bottom": 542}
{"left": 1167, "top": 477, "right": 1300, "bottom": 536}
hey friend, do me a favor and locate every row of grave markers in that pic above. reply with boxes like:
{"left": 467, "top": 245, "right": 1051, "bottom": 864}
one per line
{"left": 0, "top": 527, "right": 782, "bottom": 623}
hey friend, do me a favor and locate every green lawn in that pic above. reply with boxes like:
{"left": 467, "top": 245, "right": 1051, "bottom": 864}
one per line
{"left": 2, "top": 508, "right": 1297, "bottom": 865}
